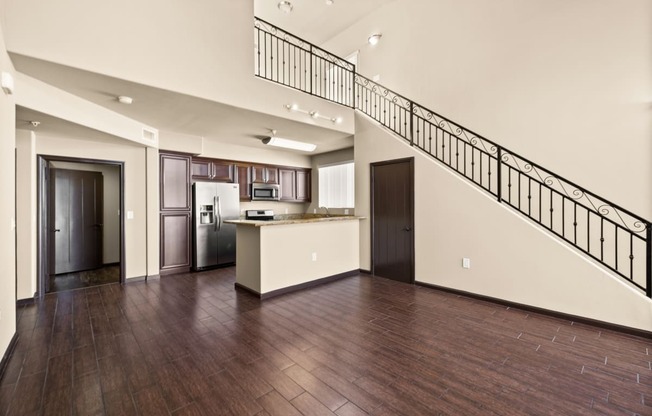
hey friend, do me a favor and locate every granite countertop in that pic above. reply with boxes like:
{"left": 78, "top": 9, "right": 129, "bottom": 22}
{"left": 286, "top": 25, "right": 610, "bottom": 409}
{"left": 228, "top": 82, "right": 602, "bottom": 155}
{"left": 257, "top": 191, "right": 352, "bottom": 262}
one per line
{"left": 224, "top": 214, "right": 365, "bottom": 227}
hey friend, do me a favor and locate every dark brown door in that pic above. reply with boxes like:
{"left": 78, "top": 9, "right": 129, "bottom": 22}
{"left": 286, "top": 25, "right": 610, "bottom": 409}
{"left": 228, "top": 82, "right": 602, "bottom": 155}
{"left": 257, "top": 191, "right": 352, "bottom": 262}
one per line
{"left": 371, "top": 158, "right": 414, "bottom": 283}
{"left": 49, "top": 169, "right": 104, "bottom": 275}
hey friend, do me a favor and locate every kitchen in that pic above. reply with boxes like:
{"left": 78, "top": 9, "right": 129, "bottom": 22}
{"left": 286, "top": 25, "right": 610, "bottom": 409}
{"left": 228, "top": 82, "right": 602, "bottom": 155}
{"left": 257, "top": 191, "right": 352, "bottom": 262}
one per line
{"left": 160, "top": 143, "right": 361, "bottom": 298}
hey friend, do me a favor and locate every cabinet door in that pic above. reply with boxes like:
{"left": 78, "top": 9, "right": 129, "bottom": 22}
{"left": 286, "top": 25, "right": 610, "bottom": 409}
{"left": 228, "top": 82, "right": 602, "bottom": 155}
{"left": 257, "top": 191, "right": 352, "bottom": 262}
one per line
{"left": 191, "top": 159, "right": 212, "bottom": 180}
{"left": 212, "top": 160, "right": 235, "bottom": 182}
{"left": 296, "top": 169, "right": 311, "bottom": 202}
{"left": 236, "top": 164, "right": 251, "bottom": 200}
{"left": 160, "top": 212, "right": 191, "bottom": 272}
{"left": 161, "top": 153, "right": 191, "bottom": 211}
{"left": 279, "top": 169, "right": 296, "bottom": 201}
{"left": 265, "top": 167, "right": 279, "bottom": 184}
{"left": 251, "top": 165, "right": 266, "bottom": 183}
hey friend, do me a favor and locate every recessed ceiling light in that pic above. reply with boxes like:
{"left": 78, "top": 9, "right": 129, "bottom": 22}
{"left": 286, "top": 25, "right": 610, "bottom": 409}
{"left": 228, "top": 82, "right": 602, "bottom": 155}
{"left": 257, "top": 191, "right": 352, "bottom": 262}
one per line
{"left": 368, "top": 33, "right": 382, "bottom": 46}
{"left": 326, "top": 0, "right": 334, "bottom": 5}
{"left": 278, "top": 1, "right": 293, "bottom": 13}
{"left": 117, "top": 95, "right": 133, "bottom": 104}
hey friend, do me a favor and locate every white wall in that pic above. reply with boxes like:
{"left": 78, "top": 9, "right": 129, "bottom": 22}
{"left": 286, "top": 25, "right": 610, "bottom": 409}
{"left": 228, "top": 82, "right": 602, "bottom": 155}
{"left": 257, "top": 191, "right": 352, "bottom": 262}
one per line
{"left": 326, "top": 0, "right": 652, "bottom": 219}
{"left": 15, "top": 130, "right": 36, "bottom": 299}
{"left": 355, "top": 113, "right": 652, "bottom": 332}
{"left": 0, "top": 15, "right": 16, "bottom": 358}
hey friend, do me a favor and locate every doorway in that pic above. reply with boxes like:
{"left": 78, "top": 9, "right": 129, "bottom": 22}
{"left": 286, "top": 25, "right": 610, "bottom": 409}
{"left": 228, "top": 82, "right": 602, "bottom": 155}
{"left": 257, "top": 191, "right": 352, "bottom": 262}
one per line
{"left": 371, "top": 157, "right": 414, "bottom": 283}
{"left": 38, "top": 156, "right": 125, "bottom": 295}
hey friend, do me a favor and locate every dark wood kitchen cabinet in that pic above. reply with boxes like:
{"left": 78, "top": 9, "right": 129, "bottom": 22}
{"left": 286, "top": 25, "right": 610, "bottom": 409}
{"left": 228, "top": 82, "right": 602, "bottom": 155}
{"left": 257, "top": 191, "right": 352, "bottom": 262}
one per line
{"left": 279, "top": 169, "right": 296, "bottom": 201}
{"left": 251, "top": 165, "right": 279, "bottom": 184}
{"left": 160, "top": 212, "right": 191, "bottom": 273}
{"left": 160, "top": 152, "right": 192, "bottom": 275}
{"left": 279, "top": 168, "right": 311, "bottom": 202}
{"left": 191, "top": 158, "right": 234, "bottom": 182}
{"left": 160, "top": 153, "right": 191, "bottom": 211}
{"left": 295, "top": 169, "right": 311, "bottom": 202}
{"left": 235, "top": 164, "right": 251, "bottom": 201}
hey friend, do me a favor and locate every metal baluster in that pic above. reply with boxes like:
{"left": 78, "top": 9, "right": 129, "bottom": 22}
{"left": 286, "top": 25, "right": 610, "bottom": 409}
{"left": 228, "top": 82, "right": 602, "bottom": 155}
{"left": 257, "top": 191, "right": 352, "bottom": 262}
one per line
{"left": 507, "top": 167, "right": 512, "bottom": 204}
{"left": 528, "top": 178, "right": 532, "bottom": 216}
{"left": 517, "top": 171, "right": 522, "bottom": 211}
{"left": 629, "top": 233, "right": 634, "bottom": 281}
{"left": 646, "top": 224, "right": 651, "bottom": 297}
{"left": 600, "top": 218, "right": 605, "bottom": 261}
{"left": 496, "top": 155, "right": 502, "bottom": 199}
{"left": 615, "top": 227, "right": 618, "bottom": 271}
{"left": 549, "top": 189, "right": 554, "bottom": 231}
{"left": 573, "top": 203, "right": 578, "bottom": 244}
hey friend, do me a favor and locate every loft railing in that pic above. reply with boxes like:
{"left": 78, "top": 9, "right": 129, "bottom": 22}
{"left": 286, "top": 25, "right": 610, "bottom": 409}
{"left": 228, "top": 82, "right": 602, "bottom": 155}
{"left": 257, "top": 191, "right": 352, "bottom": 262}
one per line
{"left": 254, "top": 17, "right": 652, "bottom": 298}
{"left": 254, "top": 18, "right": 355, "bottom": 107}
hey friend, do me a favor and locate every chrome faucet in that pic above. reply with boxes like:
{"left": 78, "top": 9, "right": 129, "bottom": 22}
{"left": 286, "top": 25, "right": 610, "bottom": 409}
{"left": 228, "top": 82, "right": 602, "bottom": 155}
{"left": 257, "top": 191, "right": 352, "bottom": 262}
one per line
{"left": 319, "top": 206, "right": 331, "bottom": 217}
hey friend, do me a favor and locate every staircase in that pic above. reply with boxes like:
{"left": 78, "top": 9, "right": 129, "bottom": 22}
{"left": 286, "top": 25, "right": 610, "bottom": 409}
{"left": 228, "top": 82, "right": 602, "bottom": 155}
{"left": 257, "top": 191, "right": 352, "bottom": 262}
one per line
{"left": 254, "top": 17, "right": 651, "bottom": 298}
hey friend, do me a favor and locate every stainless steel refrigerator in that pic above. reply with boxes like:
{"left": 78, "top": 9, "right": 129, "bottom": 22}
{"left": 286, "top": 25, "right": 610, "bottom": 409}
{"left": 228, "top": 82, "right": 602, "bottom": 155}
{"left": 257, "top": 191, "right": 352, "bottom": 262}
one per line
{"left": 192, "top": 182, "right": 240, "bottom": 271}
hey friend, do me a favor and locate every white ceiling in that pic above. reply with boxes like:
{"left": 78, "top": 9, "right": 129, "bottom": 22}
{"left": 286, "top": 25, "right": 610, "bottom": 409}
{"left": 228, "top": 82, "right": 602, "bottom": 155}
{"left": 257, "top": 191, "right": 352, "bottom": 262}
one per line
{"left": 12, "top": 53, "right": 353, "bottom": 155}
{"left": 12, "top": 1, "right": 393, "bottom": 156}
{"left": 254, "top": 0, "right": 396, "bottom": 45}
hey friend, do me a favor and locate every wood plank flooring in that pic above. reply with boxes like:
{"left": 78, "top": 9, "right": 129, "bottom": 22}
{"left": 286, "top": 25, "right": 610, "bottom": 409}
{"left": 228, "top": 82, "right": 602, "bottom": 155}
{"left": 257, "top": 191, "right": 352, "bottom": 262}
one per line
{"left": 1, "top": 267, "right": 651, "bottom": 415}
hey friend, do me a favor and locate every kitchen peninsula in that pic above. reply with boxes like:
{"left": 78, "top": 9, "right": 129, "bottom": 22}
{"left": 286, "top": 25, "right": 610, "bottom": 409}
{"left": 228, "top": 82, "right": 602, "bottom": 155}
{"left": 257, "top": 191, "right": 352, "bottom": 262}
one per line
{"left": 225, "top": 214, "right": 364, "bottom": 298}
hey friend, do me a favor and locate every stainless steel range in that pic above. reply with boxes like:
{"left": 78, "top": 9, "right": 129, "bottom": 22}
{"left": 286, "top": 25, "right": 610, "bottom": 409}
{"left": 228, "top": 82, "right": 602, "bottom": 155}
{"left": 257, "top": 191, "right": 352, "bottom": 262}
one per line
{"left": 245, "top": 209, "right": 275, "bottom": 221}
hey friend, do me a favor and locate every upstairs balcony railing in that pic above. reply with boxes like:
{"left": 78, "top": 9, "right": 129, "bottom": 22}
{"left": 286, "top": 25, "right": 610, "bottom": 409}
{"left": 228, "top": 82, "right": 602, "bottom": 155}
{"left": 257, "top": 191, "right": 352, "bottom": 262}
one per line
{"left": 254, "top": 17, "right": 652, "bottom": 298}
{"left": 254, "top": 18, "right": 355, "bottom": 107}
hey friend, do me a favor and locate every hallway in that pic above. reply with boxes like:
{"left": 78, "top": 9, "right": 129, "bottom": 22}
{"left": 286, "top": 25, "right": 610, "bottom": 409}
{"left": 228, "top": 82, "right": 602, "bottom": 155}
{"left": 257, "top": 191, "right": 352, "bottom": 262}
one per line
{"left": 0, "top": 268, "right": 650, "bottom": 415}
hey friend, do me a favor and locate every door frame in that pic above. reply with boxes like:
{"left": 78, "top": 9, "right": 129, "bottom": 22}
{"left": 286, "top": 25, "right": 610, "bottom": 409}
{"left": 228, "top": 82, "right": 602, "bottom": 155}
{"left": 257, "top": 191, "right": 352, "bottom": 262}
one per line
{"left": 370, "top": 157, "right": 415, "bottom": 283}
{"left": 37, "top": 155, "right": 125, "bottom": 297}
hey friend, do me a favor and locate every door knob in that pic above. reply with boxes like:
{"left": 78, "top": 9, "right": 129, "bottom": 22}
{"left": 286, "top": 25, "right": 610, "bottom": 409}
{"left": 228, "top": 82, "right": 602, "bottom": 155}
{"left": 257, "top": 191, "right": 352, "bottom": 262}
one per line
{"left": 403, "top": 226, "right": 411, "bottom": 231}
{"left": 53, "top": 229, "right": 60, "bottom": 232}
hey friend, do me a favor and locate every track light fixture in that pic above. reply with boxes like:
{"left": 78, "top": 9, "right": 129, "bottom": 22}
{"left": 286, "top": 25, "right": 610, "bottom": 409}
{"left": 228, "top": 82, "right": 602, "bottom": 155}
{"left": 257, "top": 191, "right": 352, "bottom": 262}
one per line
{"left": 285, "top": 104, "right": 343, "bottom": 124}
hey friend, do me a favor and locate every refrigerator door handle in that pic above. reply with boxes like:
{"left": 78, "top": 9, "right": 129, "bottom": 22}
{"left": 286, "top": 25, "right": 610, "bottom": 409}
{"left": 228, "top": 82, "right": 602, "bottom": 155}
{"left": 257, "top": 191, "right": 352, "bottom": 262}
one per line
{"left": 216, "top": 196, "right": 222, "bottom": 231}
{"left": 213, "top": 196, "right": 218, "bottom": 232}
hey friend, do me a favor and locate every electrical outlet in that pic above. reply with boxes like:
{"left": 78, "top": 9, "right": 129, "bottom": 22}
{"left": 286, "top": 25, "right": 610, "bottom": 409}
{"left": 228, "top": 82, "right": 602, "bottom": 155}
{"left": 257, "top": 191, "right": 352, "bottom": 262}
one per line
{"left": 344, "top": 209, "right": 349, "bottom": 215}
{"left": 285, "top": 208, "right": 289, "bottom": 214}
{"left": 462, "top": 258, "right": 471, "bottom": 269}
{"left": 313, "top": 208, "right": 317, "bottom": 214}
{"left": 312, "top": 252, "right": 317, "bottom": 261}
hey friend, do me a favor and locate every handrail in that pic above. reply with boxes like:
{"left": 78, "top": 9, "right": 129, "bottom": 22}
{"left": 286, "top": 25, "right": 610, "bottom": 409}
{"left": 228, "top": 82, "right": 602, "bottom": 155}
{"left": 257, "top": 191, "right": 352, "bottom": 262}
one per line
{"left": 253, "top": 17, "right": 652, "bottom": 298}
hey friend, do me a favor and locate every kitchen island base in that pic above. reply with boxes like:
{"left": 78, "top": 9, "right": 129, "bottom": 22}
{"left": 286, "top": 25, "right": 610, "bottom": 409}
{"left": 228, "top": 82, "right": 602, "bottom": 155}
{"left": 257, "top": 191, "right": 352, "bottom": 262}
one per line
{"left": 229, "top": 217, "right": 362, "bottom": 298}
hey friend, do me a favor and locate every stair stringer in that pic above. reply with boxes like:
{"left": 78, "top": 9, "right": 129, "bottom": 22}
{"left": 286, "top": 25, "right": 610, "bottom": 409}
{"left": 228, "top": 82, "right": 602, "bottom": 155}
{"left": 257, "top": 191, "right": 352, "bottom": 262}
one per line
{"left": 354, "top": 112, "right": 652, "bottom": 332}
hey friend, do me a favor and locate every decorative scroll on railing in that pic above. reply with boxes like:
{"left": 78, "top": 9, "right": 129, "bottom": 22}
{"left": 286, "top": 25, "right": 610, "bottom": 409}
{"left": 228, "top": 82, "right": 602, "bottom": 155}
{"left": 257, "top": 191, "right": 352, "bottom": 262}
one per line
{"left": 253, "top": 17, "right": 651, "bottom": 298}
{"left": 254, "top": 18, "right": 355, "bottom": 107}
{"left": 353, "top": 75, "right": 651, "bottom": 297}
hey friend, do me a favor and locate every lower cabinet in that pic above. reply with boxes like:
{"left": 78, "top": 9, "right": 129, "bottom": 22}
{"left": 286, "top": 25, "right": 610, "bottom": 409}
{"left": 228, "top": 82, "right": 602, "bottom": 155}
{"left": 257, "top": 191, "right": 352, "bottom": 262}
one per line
{"left": 160, "top": 212, "right": 191, "bottom": 274}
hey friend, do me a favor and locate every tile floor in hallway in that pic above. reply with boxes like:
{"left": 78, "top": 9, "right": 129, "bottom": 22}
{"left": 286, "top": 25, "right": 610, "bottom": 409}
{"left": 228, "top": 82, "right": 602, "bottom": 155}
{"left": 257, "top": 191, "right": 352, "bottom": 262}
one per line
{"left": 0, "top": 267, "right": 651, "bottom": 415}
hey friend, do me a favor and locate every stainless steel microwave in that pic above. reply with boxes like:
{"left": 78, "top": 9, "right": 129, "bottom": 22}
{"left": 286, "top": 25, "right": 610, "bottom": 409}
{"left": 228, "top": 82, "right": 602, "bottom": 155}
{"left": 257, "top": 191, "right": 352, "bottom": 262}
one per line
{"left": 251, "top": 183, "right": 280, "bottom": 201}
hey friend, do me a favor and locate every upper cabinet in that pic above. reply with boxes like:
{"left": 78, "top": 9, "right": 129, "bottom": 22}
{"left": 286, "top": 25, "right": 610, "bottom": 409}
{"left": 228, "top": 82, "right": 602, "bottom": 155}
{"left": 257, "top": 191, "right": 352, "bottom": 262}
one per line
{"left": 295, "top": 169, "right": 311, "bottom": 202}
{"left": 191, "top": 158, "right": 234, "bottom": 182}
{"left": 251, "top": 165, "right": 279, "bottom": 185}
{"left": 235, "top": 164, "right": 251, "bottom": 201}
{"left": 160, "top": 153, "right": 191, "bottom": 211}
{"left": 190, "top": 156, "right": 310, "bottom": 202}
{"left": 279, "top": 168, "right": 311, "bottom": 203}
{"left": 279, "top": 169, "right": 296, "bottom": 201}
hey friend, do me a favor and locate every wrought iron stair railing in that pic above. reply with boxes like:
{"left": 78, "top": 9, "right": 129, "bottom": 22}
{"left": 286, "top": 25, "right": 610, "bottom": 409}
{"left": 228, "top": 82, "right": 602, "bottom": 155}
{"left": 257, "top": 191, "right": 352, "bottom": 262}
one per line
{"left": 254, "top": 17, "right": 652, "bottom": 298}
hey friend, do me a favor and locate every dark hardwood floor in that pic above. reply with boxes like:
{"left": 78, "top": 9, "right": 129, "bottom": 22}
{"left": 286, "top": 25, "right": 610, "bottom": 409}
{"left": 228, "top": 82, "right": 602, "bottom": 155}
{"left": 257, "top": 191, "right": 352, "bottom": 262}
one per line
{"left": 49, "top": 264, "right": 121, "bottom": 293}
{"left": 1, "top": 267, "right": 650, "bottom": 415}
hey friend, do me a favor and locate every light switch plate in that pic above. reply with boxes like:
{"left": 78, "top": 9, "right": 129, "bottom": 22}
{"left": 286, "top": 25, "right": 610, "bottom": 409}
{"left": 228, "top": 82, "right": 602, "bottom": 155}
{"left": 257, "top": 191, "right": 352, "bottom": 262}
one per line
{"left": 127, "top": 211, "right": 134, "bottom": 220}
